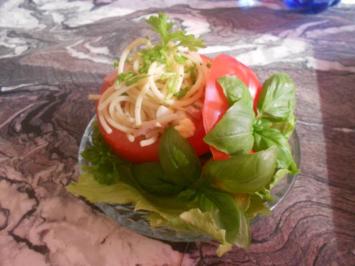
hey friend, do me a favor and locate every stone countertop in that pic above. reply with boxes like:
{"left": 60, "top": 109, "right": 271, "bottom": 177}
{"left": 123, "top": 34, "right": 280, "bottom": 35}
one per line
{"left": 0, "top": 1, "right": 355, "bottom": 265}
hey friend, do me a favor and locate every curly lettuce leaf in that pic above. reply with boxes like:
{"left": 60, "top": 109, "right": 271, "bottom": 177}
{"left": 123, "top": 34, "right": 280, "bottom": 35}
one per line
{"left": 67, "top": 173, "right": 248, "bottom": 256}
{"left": 68, "top": 173, "right": 192, "bottom": 219}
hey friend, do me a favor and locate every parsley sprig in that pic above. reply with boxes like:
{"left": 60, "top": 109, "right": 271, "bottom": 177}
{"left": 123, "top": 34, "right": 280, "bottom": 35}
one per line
{"left": 114, "top": 13, "right": 205, "bottom": 95}
{"left": 146, "top": 13, "right": 205, "bottom": 51}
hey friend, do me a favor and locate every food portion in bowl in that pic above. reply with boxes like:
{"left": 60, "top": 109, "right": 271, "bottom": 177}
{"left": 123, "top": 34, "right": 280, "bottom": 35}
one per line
{"left": 67, "top": 13, "right": 299, "bottom": 256}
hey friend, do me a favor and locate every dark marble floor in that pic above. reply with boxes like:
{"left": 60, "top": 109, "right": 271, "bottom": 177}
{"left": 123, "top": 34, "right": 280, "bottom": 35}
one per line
{"left": 0, "top": 0, "right": 355, "bottom": 265}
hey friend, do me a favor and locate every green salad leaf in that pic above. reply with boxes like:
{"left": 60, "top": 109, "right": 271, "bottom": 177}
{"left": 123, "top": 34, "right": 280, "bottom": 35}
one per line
{"left": 68, "top": 173, "right": 195, "bottom": 219}
{"left": 203, "top": 146, "right": 278, "bottom": 193}
{"left": 68, "top": 168, "right": 248, "bottom": 257}
{"left": 204, "top": 77, "right": 255, "bottom": 155}
{"left": 179, "top": 208, "right": 232, "bottom": 256}
{"left": 245, "top": 195, "right": 271, "bottom": 219}
{"left": 199, "top": 187, "right": 250, "bottom": 248}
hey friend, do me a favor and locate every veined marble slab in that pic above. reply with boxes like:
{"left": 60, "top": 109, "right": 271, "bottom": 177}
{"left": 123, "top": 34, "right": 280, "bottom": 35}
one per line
{"left": 0, "top": 0, "right": 354, "bottom": 265}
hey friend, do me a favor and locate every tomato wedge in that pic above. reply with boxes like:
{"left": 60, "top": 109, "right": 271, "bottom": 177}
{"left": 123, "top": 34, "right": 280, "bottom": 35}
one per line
{"left": 97, "top": 72, "right": 209, "bottom": 163}
{"left": 202, "top": 54, "right": 262, "bottom": 160}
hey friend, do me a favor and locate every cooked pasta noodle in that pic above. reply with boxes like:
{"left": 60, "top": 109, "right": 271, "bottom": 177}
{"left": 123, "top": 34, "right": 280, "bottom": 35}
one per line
{"left": 94, "top": 37, "right": 207, "bottom": 146}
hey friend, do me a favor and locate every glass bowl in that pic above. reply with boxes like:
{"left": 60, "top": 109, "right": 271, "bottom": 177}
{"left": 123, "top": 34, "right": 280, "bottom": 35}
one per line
{"left": 78, "top": 116, "right": 300, "bottom": 242}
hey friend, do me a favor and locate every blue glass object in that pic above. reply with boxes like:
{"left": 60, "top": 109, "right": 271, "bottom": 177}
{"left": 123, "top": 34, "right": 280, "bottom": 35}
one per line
{"left": 284, "top": 0, "right": 341, "bottom": 13}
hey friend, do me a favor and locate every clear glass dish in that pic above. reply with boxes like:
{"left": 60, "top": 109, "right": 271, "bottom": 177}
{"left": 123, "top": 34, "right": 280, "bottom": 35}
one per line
{"left": 78, "top": 116, "right": 300, "bottom": 242}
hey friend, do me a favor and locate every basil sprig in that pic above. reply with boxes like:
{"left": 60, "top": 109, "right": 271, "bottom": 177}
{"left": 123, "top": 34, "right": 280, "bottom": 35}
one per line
{"left": 254, "top": 73, "right": 299, "bottom": 174}
{"left": 204, "top": 74, "right": 299, "bottom": 176}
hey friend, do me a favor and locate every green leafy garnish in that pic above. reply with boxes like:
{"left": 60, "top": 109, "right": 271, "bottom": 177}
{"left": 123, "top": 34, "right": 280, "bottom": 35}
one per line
{"left": 253, "top": 73, "right": 299, "bottom": 175}
{"left": 166, "top": 73, "right": 179, "bottom": 95}
{"left": 257, "top": 73, "right": 296, "bottom": 131}
{"left": 113, "top": 59, "right": 119, "bottom": 68}
{"left": 136, "top": 13, "right": 205, "bottom": 75}
{"left": 174, "top": 86, "right": 190, "bottom": 99}
{"left": 159, "top": 127, "right": 201, "bottom": 186}
{"left": 68, "top": 172, "right": 196, "bottom": 220}
{"left": 254, "top": 125, "right": 298, "bottom": 174}
{"left": 133, "top": 162, "right": 183, "bottom": 195}
{"left": 188, "top": 65, "right": 197, "bottom": 83}
{"left": 69, "top": 120, "right": 294, "bottom": 256}
{"left": 218, "top": 76, "right": 249, "bottom": 105}
{"left": 199, "top": 187, "right": 250, "bottom": 248}
{"left": 204, "top": 76, "right": 255, "bottom": 155}
{"left": 117, "top": 72, "right": 147, "bottom": 86}
{"left": 246, "top": 195, "right": 271, "bottom": 219}
{"left": 174, "top": 54, "right": 187, "bottom": 64}
{"left": 139, "top": 46, "right": 167, "bottom": 73}
{"left": 80, "top": 126, "right": 130, "bottom": 185}
{"left": 147, "top": 13, "right": 205, "bottom": 50}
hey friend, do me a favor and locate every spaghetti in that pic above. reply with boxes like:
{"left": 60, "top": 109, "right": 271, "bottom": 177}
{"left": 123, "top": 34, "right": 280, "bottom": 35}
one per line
{"left": 91, "top": 36, "right": 207, "bottom": 147}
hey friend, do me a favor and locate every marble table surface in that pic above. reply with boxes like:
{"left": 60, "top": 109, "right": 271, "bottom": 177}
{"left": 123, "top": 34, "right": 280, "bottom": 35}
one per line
{"left": 1, "top": 0, "right": 355, "bottom": 265}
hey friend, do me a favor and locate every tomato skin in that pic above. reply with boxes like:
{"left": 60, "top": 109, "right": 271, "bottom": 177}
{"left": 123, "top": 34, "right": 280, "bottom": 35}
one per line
{"left": 96, "top": 72, "right": 209, "bottom": 163}
{"left": 202, "top": 54, "right": 262, "bottom": 160}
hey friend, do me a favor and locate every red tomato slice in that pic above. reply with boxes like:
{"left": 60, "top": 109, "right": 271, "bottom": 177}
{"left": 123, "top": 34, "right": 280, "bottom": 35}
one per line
{"left": 97, "top": 72, "right": 209, "bottom": 163}
{"left": 202, "top": 54, "right": 262, "bottom": 160}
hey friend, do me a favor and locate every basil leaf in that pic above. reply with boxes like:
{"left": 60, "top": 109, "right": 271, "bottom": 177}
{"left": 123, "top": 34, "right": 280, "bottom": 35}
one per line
{"left": 271, "top": 113, "right": 296, "bottom": 138}
{"left": 257, "top": 73, "right": 296, "bottom": 123}
{"left": 203, "top": 146, "right": 277, "bottom": 193}
{"left": 159, "top": 127, "right": 201, "bottom": 186}
{"left": 254, "top": 126, "right": 298, "bottom": 174}
{"left": 218, "top": 76, "right": 250, "bottom": 106}
{"left": 199, "top": 187, "right": 250, "bottom": 247}
{"left": 133, "top": 162, "right": 183, "bottom": 195}
{"left": 203, "top": 93, "right": 255, "bottom": 155}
